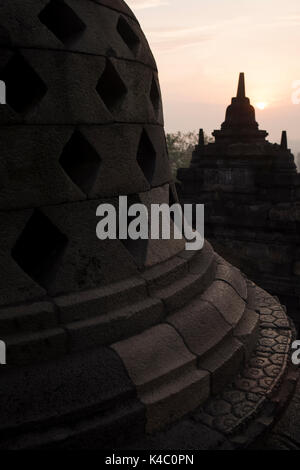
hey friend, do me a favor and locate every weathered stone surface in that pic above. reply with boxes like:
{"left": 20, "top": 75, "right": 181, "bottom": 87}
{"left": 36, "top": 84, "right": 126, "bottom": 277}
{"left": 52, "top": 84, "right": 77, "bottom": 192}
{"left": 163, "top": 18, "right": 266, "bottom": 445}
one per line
{"left": 201, "top": 280, "right": 246, "bottom": 326}
{"left": 0, "top": 346, "right": 144, "bottom": 449}
{"left": 167, "top": 298, "right": 232, "bottom": 359}
{"left": 67, "top": 298, "right": 164, "bottom": 350}
{"left": 0, "top": 301, "right": 57, "bottom": 334}
{"left": 55, "top": 276, "right": 147, "bottom": 323}
{"left": 112, "top": 323, "right": 210, "bottom": 432}
{"left": 4, "top": 328, "right": 67, "bottom": 365}
{"left": 199, "top": 337, "right": 244, "bottom": 394}
{"left": 215, "top": 262, "right": 247, "bottom": 300}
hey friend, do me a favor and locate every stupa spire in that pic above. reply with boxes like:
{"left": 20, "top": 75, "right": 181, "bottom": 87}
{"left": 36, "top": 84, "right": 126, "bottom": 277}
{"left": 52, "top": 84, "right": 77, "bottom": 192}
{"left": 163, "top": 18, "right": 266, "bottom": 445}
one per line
{"left": 198, "top": 128, "right": 205, "bottom": 146}
{"left": 237, "top": 72, "right": 246, "bottom": 99}
{"left": 281, "top": 130, "right": 288, "bottom": 150}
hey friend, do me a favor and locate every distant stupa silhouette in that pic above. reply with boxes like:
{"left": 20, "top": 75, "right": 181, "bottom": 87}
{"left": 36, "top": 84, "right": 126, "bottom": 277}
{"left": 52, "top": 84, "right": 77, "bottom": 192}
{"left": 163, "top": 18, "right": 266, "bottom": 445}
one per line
{"left": 212, "top": 72, "right": 268, "bottom": 143}
{"left": 178, "top": 73, "right": 300, "bottom": 333}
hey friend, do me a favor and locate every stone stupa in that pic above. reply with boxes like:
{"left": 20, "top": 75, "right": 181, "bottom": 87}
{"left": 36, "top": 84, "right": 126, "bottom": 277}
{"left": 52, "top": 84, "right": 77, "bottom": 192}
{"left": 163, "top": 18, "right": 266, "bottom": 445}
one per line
{"left": 178, "top": 73, "right": 300, "bottom": 328}
{"left": 0, "top": 2, "right": 296, "bottom": 449}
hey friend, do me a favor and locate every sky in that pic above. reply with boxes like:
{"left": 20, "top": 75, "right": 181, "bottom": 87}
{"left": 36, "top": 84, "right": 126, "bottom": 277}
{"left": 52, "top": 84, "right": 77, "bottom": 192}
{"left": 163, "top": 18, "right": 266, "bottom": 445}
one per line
{"left": 127, "top": 0, "right": 300, "bottom": 155}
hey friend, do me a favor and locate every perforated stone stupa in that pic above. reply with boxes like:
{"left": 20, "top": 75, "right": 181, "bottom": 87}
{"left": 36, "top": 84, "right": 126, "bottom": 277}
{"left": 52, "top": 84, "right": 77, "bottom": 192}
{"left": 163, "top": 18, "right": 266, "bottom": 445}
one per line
{"left": 0, "top": 3, "right": 296, "bottom": 449}
{"left": 178, "top": 73, "right": 300, "bottom": 327}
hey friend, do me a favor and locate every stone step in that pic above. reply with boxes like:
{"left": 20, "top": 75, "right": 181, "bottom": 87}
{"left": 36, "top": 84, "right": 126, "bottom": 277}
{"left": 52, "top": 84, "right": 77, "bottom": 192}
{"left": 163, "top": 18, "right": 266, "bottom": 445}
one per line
{"left": 0, "top": 245, "right": 216, "bottom": 365}
{"left": 55, "top": 276, "right": 148, "bottom": 323}
{"left": 66, "top": 297, "right": 164, "bottom": 351}
{"left": 0, "top": 301, "right": 58, "bottom": 335}
{"left": 198, "top": 336, "right": 244, "bottom": 395}
{"left": 0, "top": 346, "right": 143, "bottom": 449}
{"left": 215, "top": 258, "right": 247, "bottom": 301}
{"left": 112, "top": 323, "right": 210, "bottom": 433}
{"left": 3, "top": 327, "right": 67, "bottom": 366}
{"left": 201, "top": 279, "right": 246, "bottom": 327}
{"left": 152, "top": 245, "right": 216, "bottom": 313}
{"left": 141, "top": 254, "right": 189, "bottom": 292}
{"left": 167, "top": 297, "right": 233, "bottom": 360}
{"left": 129, "top": 287, "right": 295, "bottom": 450}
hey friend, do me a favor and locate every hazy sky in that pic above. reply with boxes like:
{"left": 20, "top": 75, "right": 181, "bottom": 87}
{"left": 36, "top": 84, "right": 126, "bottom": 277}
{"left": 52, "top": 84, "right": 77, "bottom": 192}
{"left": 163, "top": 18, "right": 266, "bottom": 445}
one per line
{"left": 127, "top": 0, "right": 300, "bottom": 154}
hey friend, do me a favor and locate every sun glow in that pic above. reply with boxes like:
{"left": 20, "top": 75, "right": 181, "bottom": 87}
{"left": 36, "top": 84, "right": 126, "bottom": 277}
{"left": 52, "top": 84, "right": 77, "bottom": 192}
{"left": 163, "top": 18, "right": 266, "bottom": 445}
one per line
{"left": 256, "top": 101, "right": 268, "bottom": 110}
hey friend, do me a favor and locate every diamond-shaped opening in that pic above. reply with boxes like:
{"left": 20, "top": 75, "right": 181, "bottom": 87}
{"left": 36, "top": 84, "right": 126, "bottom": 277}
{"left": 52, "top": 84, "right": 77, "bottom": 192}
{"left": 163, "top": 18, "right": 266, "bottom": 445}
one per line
{"left": 59, "top": 130, "right": 101, "bottom": 194}
{"left": 0, "top": 53, "right": 47, "bottom": 113}
{"left": 39, "top": 0, "right": 86, "bottom": 44}
{"left": 137, "top": 129, "right": 156, "bottom": 185}
{"left": 150, "top": 76, "right": 160, "bottom": 115}
{"left": 12, "top": 210, "right": 68, "bottom": 289}
{"left": 119, "top": 195, "right": 148, "bottom": 269}
{"left": 117, "top": 16, "right": 140, "bottom": 56}
{"left": 96, "top": 59, "right": 127, "bottom": 113}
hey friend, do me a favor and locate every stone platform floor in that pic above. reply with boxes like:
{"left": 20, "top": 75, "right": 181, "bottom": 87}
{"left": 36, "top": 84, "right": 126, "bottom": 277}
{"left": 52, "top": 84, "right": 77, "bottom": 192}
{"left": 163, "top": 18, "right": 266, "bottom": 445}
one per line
{"left": 254, "top": 377, "right": 300, "bottom": 450}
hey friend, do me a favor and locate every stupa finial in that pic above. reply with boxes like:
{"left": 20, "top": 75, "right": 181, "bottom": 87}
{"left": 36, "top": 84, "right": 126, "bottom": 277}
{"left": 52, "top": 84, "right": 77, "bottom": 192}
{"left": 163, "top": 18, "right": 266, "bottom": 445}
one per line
{"left": 237, "top": 72, "right": 246, "bottom": 99}
{"left": 281, "top": 131, "right": 288, "bottom": 150}
{"left": 198, "top": 128, "right": 205, "bottom": 146}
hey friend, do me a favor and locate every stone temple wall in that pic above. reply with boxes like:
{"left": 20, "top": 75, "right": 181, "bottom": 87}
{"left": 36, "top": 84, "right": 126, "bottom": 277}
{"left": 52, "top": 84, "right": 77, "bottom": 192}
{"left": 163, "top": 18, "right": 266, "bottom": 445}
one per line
{"left": 178, "top": 75, "right": 300, "bottom": 327}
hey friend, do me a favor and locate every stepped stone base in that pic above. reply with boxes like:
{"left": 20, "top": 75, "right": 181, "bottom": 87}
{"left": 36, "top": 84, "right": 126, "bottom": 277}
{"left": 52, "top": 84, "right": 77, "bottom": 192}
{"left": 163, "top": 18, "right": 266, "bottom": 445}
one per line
{"left": 122, "top": 283, "right": 298, "bottom": 450}
{"left": 0, "top": 243, "right": 296, "bottom": 449}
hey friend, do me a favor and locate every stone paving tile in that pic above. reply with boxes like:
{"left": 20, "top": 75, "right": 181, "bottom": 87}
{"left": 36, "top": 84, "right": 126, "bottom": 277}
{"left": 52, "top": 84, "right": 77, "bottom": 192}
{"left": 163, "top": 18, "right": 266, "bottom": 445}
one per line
{"left": 194, "top": 282, "right": 293, "bottom": 444}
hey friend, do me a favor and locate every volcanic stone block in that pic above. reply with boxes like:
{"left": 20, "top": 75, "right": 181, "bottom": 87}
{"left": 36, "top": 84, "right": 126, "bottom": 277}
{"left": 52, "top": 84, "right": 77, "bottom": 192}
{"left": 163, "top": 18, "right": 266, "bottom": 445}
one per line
{"left": 154, "top": 272, "right": 210, "bottom": 313}
{"left": 5, "top": 327, "right": 67, "bottom": 365}
{"left": 215, "top": 262, "right": 247, "bottom": 300}
{"left": 0, "top": 126, "right": 86, "bottom": 210}
{"left": 167, "top": 297, "right": 232, "bottom": 358}
{"left": 201, "top": 280, "right": 246, "bottom": 326}
{"left": 141, "top": 255, "right": 189, "bottom": 292}
{"left": 0, "top": 301, "right": 57, "bottom": 335}
{"left": 83, "top": 125, "right": 152, "bottom": 197}
{"left": 55, "top": 276, "right": 148, "bottom": 323}
{"left": 112, "top": 323, "right": 210, "bottom": 432}
{"left": 17, "top": 49, "right": 111, "bottom": 124}
{"left": 139, "top": 185, "right": 186, "bottom": 267}
{"left": 38, "top": 200, "right": 140, "bottom": 295}
{"left": 101, "top": 58, "right": 162, "bottom": 125}
{"left": 0, "top": 346, "right": 144, "bottom": 440}
{"left": 198, "top": 337, "right": 244, "bottom": 395}
{"left": 66, "top": 298, "right": 164, "bottom": 350}
{"left": 4, "top": 49, "right": 157, "bottom": 125}
{"left": 0, "top": 1, "right": 154, "bottom": 67}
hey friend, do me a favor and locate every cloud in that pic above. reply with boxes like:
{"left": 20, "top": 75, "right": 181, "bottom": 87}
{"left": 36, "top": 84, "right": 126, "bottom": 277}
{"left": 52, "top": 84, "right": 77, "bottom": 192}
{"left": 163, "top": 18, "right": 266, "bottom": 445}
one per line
{"left": 146, "top": 18, "right": 248, "bottom": 52}
{"left": 148, "top": 26, "right": 212, "bottom": 52}
{"left": 127, "top": 0, "right": 169, "bottom": 10}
